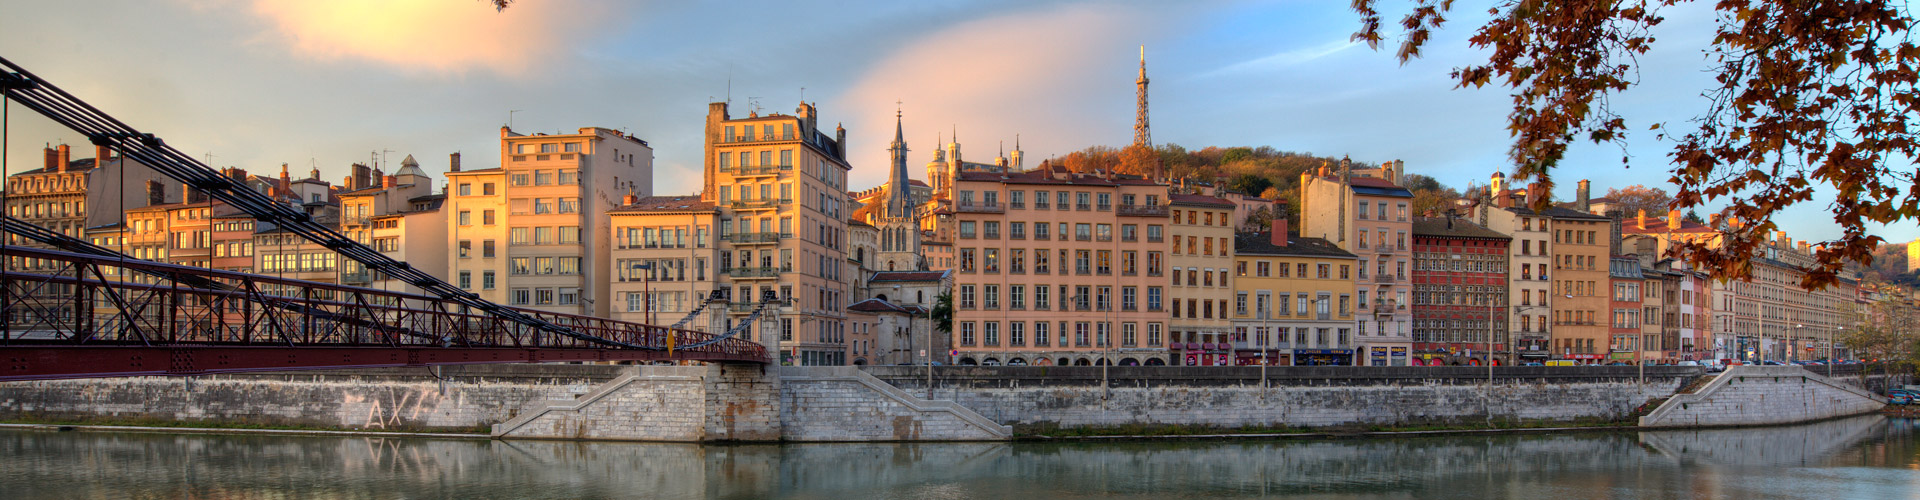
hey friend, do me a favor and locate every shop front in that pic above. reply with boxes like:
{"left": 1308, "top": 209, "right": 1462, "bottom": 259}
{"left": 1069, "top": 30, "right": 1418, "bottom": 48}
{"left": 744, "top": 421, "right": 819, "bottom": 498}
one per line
{"left": 1295, "top": 348, "right": 1355, "bottom": 366}
{"left": 1234, "top": 349, "right": 1289, "bottom": 366}
{"left": 1174, "top": 343, "right": 1232, "bottom": 366}
{"left": 1561, "top": 353, "right": 1605, "bottom": 365}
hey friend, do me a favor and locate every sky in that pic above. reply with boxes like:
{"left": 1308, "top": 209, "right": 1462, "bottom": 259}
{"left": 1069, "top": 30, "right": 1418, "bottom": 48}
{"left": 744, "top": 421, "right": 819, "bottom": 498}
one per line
{"left": 1, "top": 0, "right": 1910, "bottom": 244}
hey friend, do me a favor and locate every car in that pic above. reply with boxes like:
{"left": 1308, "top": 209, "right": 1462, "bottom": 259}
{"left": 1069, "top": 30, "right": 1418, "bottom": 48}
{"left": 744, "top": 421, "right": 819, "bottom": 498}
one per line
{"left": 1523, "top": 362, "right": 1544, "bottom": 366}
{"left": 1888, "top": 393, "right": 1912, "bottom": 405}
{"left": 1762, "top": 360, "right": 1787, "bottom": 366}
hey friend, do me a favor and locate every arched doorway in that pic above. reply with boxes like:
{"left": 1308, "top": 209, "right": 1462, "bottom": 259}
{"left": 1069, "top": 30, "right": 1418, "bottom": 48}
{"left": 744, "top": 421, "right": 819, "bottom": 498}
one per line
{"left": 1034, "top": 358, "right": 1053, "bottom": 366}
{"left": 1145, "top": 358, "right": 1166, "bottom": 366}
{"left": 1007, "top": 357, "right": 1027, "bottom": 366}
{"left": 959, "top": 357, "right": 978, "bottom": 365}
{"left": 1058, "top": 358, "right": 1072, "bottom": 366}
{"left": 1073, "top": 358, "right": 1091, "bottom": 366}
{"left": 1119, "top": 358, "right": 1140, "bottom": 366}
{"left": 1095, "top": 358, "right": 1111, "bottom": 366}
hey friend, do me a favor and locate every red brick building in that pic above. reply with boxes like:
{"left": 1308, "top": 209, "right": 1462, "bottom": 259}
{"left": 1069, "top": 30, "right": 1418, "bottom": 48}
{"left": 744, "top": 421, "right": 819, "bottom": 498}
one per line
{"left": 1409, "top": 216, "right": 1512, "bottom": 366}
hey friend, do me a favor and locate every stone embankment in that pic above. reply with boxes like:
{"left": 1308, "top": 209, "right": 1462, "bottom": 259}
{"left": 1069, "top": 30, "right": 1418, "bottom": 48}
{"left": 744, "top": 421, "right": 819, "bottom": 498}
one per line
{"left": 1638, "top": 365, "right": 1888, "bottom": 428}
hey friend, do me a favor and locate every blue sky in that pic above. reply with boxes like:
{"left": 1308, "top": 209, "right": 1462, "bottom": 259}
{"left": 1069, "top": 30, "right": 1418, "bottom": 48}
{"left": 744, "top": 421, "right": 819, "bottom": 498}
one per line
{"left": 2, "top": 0, "right": 1908, "bottom": 244}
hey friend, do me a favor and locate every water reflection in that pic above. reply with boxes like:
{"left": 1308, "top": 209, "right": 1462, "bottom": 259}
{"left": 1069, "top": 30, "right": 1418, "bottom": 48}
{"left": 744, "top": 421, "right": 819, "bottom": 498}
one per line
{"left": 2, "top": 417, "right": 1914, "bottom": 499}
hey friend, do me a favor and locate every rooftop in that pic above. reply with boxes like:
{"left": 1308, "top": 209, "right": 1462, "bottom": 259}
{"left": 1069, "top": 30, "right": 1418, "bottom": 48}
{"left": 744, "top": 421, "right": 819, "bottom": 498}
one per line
{"left": 1168, "top": 193, "right": 1235, "bottom": 208}
{"left": 869, "top": 270, "right": 948, "bottom": 283}
{"left": 1411, "top": 216, "right": 1512, "bottom": 240}
{"left": 608, "top": 195, "right": 716, "bottom": 214}
{"left": 1233, "top": 232, "right": 1357, "bottom": 259}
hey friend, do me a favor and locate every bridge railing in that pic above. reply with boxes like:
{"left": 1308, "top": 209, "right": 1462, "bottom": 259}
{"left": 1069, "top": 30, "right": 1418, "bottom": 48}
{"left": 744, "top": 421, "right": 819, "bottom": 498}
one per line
{"left": 0, "top": 246, "right": 766, "bottom": 361}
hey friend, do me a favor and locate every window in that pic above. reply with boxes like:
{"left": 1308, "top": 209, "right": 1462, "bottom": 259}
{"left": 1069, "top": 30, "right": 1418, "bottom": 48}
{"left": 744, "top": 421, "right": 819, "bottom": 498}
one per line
{"left": 457, "top": 271, "right": 472, "bottom": 289}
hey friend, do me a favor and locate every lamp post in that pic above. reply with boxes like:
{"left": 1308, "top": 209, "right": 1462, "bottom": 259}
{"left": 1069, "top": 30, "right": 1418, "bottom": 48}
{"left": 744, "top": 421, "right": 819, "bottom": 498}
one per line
{"left": 1832, "top": 325, "right": 1841, "bottom": 377}
{"left": 635, "top": 262, "right": 654, "bottom": 326}
{"left": 1794, "top": 324, "right": 1804, "bottom": 364}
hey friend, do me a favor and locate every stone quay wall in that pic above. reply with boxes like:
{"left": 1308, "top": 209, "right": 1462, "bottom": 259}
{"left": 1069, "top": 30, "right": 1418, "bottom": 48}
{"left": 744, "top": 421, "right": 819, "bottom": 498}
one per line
{"left": 863, "top": 366, "right": 1703, "bottom": 431}
{"left": 778, "top": 366, "right": 1011, "bottom": 441}
{"left": 0, "top": 364, "right": 621, "bottom": 432}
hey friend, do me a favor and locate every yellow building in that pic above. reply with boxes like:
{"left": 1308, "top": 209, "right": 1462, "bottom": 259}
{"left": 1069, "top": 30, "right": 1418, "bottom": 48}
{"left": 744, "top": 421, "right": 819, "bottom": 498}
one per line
{"left": 608, "top": 195, "right": 721, "bottom": 331}
{"left": 1232, "top": 222, "right": 1360, "bottom": 365}
{"left": 446, "top": 167, "right": 510, "bottom": 305}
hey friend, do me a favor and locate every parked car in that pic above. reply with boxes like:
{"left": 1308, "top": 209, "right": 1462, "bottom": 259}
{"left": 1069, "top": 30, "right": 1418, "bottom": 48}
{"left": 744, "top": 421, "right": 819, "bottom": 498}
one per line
{"left": 1888, "top": 393, "right": 1912, "bottom": 405}
{"left": 1523, "top": 362, "right": 1544, "bottom": 366}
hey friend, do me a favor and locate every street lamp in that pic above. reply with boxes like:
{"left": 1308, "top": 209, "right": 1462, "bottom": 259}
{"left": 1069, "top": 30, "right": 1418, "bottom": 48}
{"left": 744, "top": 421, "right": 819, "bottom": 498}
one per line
{"left": 634, "top": 262, "right": 654, "bottom": 326}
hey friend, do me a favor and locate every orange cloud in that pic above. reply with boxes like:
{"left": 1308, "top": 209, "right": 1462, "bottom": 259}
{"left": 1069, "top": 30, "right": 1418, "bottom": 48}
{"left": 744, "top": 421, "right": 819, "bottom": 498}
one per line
{"left": 247, "top": 0, "right": 614, "bottom": 76}
{"left": 835, "top": 4, "right": 1148, "bottom": 187}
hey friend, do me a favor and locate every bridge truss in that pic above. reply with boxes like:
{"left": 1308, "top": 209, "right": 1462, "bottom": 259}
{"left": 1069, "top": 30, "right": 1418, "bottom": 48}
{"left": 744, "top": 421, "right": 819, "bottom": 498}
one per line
{"left": 0, "top": 56, "right": 769, "bottom": 380}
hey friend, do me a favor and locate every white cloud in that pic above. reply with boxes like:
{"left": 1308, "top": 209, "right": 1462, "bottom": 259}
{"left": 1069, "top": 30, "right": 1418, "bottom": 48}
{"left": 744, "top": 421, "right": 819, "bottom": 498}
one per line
{"left": 246, "top": 0, "right": 627, "bottom": 77}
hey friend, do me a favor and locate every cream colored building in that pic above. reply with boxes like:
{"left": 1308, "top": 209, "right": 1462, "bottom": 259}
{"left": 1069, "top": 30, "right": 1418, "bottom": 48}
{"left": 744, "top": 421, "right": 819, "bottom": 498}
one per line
{"left": 479, "top": 126, "right": 653, "bottom": 317}
{"left": 1473, "top": 175, "right": 1555, "bottom": 361}
{"left": 446, "top": 167, "right": 510, "bottom": 305}
{"left": 607, "top": 195, "right": 721, "bottom": 331}
{"left": 702, "top": 102, "right": 851, "bottom": 365}
{"left": 1298, "top": 159, "right": 1414, "bottom": 366}
{"left": 1231, "top": 224, "right": 1359, "bottom": 366}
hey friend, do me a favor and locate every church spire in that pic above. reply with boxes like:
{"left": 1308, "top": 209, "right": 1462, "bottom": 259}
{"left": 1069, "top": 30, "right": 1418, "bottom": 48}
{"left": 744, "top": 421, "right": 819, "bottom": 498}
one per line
{"left": 885, "top": 103, "right": 916, "bottom": 221}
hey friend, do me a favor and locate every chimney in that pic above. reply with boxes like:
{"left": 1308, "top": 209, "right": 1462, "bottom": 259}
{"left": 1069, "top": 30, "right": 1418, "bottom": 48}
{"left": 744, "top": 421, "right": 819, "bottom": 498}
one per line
{"left": 55, "top": 144, "right": 71, "bottom": 173}
{"left": 1708, "top": 213, "right": 1720, "bottom": 228}
{"left": 1270, "top": 219, "right": 1289, "bottom": 247}
{"left": 43, "top": 146, "right": 57, "bottom": 171}
{"left": 1526, "top": 182, "right": 1544, "bottom": 208}
{"left": 146, "top": 180, "right": 165, "bottom": 207}
{"left": 94, "top": 145, "right": 111, "bottom": 169}
{"left": 449, "top": 152, "right": 462, "bottom": 172}
{"left": 182, "top": 181, "right": 198, "bottom": 204}
{"left": 623, "top": 192, "right": 639, "bottom": 205}
{"left": 1576, "top": 179, "right": 1591, "bottom": 212}
{"left": 1392, "top": 159, "right": 1405, "bottom": 184}
{"left": 279, "top": 163, "right": 291, "bottom": 184}
{"left": 1777, "top": 230, "right": 1789, "bottom": 245}
{"left": 1637, "top": 209, "right": 1647, "bottom": 230}
{"left": 1668, "top": 209, "right": 1682, "bottom": 230}
{"left": 382, "top": 175, "right": 396, "bottom": 189}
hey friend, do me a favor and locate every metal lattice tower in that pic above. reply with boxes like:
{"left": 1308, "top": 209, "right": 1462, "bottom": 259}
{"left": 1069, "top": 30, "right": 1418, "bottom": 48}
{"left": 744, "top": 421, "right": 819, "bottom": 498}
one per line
{"left": 1133, "top": 45, "right": 1151, "bottom": 149}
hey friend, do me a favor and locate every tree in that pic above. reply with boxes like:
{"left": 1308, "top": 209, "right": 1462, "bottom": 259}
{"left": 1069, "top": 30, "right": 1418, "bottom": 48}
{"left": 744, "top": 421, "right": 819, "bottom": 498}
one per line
{"left": 1604, "top": 185, "right": 1676, "bottom": 217}
{"left": 1244, "top": 206, "right": 1277, "bottom": 232}
{"left": 930, "top": 290, "right": 954, "bottom": 335}
{"left": 1354, "top": 1, "right": 1920, "bottom": 289}
{"left": 1411, "top": 189, "right": 1459, "bottom": 218}
{"left": 1225, "top": 173, "right": 1273, "bottom": 196}
{"left": 1684, "top": 209, "right": 1705, "bottom": 224}
{"left": 1116, "top": 144, "right": 1158, "bottom": 177}
{"left": 1841, "top": 296, "right": 1920, "bottom": 369}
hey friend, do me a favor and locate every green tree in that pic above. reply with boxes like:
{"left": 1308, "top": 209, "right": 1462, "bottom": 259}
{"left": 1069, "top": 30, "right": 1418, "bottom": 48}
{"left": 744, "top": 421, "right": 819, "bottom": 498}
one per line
{"left": 1225, "top": 173, "right": 1273, "bottom": 196}
{"left": 930, "top": 290, "right": 954, "bottom": 335}
{"left": 1354, "top": 0, "right": 1920, "bottom": 288}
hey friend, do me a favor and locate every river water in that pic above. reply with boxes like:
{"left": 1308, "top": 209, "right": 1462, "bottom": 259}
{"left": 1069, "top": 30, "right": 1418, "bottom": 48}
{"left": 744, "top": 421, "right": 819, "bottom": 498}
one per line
{"left": 3, "top": 416, "right": 1915, "bottom": 499}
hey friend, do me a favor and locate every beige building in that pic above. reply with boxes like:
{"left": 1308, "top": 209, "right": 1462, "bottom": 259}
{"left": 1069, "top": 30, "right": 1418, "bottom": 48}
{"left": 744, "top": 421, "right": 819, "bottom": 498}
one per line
{"left": 1474, "top": 176, "right": 1555, "bottom": 361}
{"left": 701, "top": 101, "right": 852, "bottom": 365}
{"left": 369, "top": 195, "right": 447, "bottom": 296}
{"left": 5, "top": 144, "right": 177, "bottom": 248}
{"left": 455, "top": 126, "right": 653, "bottom": 317}
{"left": 1297, "top": 159, "right": 1414, "bottom": 366}
{"left": 607, "top": 195, "right": 721, "bottom": 331}
{"left": 864, "top": 270, "right": 947, "bottom": 365}
{"left": 948, "top": 165, "right": 1169, "bottom": 366}
{"left": 1551, "top": 180, "right": 1617, "bottom": 363}
{"left": 340, "top": 155, "right": 439, "bottom": 291}
{"left": 1167, "top": 193, "right": 1236, "bottom": 365}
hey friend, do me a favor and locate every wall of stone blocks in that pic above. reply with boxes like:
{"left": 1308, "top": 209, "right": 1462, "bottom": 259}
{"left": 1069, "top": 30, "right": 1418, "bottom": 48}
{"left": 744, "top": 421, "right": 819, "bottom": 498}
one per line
{"left": 779, "top": 366, "right": 1010, "bottom": 441}
{"left": 1639, "top": 365, "right": 1888, "bottom": 428}
{"left": 0, "top": 365, "right": 624, "bottom": 432}
{"left": 864, "top": 366, "right": 1697, "bottom": 430}
{"left": 492, "top": 366, "right": 711, "bottom": 441}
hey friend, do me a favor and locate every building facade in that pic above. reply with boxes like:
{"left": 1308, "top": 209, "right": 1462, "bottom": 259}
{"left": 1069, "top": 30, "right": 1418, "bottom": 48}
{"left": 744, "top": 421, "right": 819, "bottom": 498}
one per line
{"left": 1231, "top": 223, "right": 1359, "bottom": 365}
{"left": 1409, "top": 216, "right": 1512, "bottom": 366}
{"left": 1167, "top": 194, "right": 1237, "bottom": 365}
{"left": 1298, "top": 159, "right": 1414, "bottom": 366}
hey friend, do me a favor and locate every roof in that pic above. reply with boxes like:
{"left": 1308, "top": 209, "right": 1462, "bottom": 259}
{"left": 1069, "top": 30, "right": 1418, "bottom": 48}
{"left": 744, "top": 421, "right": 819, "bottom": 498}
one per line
{"left": 1411, "top": 216, "right": 1511, "bottom": 240}
{"left": 848, "top": 218, "right": 875, "bottom": 228}
{"left": 1622, "top": 216, "right": 1717, "bottom": 235}
{"left": 608, "top": 195, "right": 716, "bottom": 214}
{"left": 869, "top": 270, "right": 948, "bottom": 283}
{"left": 954, "top": 167, "right": 1162, "bottom": 187}
{"left": 446, "top": 168, "right": 504, "bottom": 175}
{"left": 1343, "top": 177, "right": 1414, "bottom": 198}
{"left": 1233, "top": 232, "right": 1358, "bottom": 259}
{"left": 10, "top": 157, "right": 101, "bottom": 176}
{"left": 847, "top": 298, "right": 913, "bottom": 314}
{"left": 1168, "top": 193, "right": 1235, "bottom": 208}
{"left": 1496, "top": 203, "right": 1613, "bottom": 221}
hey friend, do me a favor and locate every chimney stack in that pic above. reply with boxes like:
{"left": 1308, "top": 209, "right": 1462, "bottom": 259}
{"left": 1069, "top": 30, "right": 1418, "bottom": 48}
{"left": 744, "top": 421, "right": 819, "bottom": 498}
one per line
{"left": 449, "top": 152, "right": 462, "bottom": 172}
{"left": 382, "top": 175, "right": 396, "bottom": 189}
{"left": 623, "top": 192, "right": 639, "bottom": 206}
{"left": 1576, "top": 179, "right": 1591, "bottom": 212}
{"left": 1637, "top": 209, "right": 1647, "bottom": 230}
{"left": 146, "top": 180, "right": 165, "bottom": 207}
{"left": 55, "top": 144, "right": 71, "bottom": 173}
{"left": 1667, "top": 209, "right": 1682, "bottom": 230}
{"left": 1526, "top": 182, "right": 1544, "bottom": 208}
{"left": 1270, "top": 218, "right": 1289, "bottom": 247}
{"left": 1392, "top": 159, "right": 1405, "bottom": 184}
{"left": 43, "top": 146, "right": 57, "bottom": 171}
{"left": 182, "top": 181, "right": 199, "bottom": 204}
{"left": 94, "top": 145, "right": 111, "bottom": 169}
{"left": 1708, "top": 213, "right": 1721, "bottom": 228}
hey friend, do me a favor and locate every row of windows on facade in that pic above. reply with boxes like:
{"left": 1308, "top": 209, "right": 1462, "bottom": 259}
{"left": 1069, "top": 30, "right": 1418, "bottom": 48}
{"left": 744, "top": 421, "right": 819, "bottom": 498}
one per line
{"left": 9, "top": 201, "right": 83, "bottom": 219}
{"left": 619, "top": 225, "right": 712, "bottom": 249}
{"left": 507, "top": 286, "right": 580, "bottom": 306}
{"left": 955, "top": 247, "right": 1167, "bottom": 277}
{"left": 1410, "top": 286, "right": 1508, "bottom": 307}
{"left": 1229, "top": 326, "right": 1353, "bottom": 348}
{"left": 1413, "top": 255, "right": 1510, "bottom": 273}
{"left": 955, "top": 320, "right": 1164, "bottom": 349}
{"left": 957, "top": 220, "right": 1170, "bottom": 244}
{"left": 958, "top": 283, "right": 1174, "bottom": 313}
{"left": 716, "top": 149, "right": 797, "bottom": 170}
{"left": 721, "top": 124, "right": 797, "bottom": 143}
{"left": 1409, "top": 321, "right": 1510, "bottom": 344}
{"left": 1355, "top": 201, "right": 1410, "bottom": 221}
{"left": 505, "top": 256, "right": 583, "bottom": 276}
{"left": 1235, "top": 260, "right": 1353, "bottom": 280}
{"left": 1231, "top": 291, "right": 1369, "bottom": 318}
{"left": 511, "top": 142, "right": 582, "bottom": 155}
{"left": 10, "top": 174, "right": 86, "bottom": 193}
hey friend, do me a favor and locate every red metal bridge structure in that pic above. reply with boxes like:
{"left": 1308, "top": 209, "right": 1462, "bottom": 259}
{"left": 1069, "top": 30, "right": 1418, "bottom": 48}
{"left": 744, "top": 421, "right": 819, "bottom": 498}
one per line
{"left": 0, "top": 57, "right": 769, "bottom": 381}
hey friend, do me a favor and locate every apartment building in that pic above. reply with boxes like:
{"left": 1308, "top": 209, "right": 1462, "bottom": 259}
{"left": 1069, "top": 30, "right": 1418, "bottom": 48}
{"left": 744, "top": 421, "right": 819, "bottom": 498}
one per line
{"left": 1167, "top": 193, "right": 1236, "bottom": 365}
{"left": 1474, "top": 176, "right": 1555, "bottom": 362}
{"left": 702, "top": 102, "right": 851, "bottom": 365}
{"left": 1298, "top": 159, "right": 1414, "bottom": 366}
{"left": 1231, "top": 221, "right": 1359, "bottom": 366}
{"left": 456, "top": 126, "right": 653, "bottom": 317}
{"left": 1607, "top": 256, "right": 1646, "bottom": 364}
{"left": 339, "top": 156, "right": 437, "bottom": 291}
{"left": 1409, "top": 216, "right": 1511, "bottom": 366}
{"left": 1548, "top": 181, "right": 1614, "bottom": 363}
{"left": 3, "top": 144, "right": 175, "bottom": 246}
{"left": 948, "top": 165, "right": 1168, "bottom": 366}
{"left": 607, "top": 195, "right": 720, "bottom": 331}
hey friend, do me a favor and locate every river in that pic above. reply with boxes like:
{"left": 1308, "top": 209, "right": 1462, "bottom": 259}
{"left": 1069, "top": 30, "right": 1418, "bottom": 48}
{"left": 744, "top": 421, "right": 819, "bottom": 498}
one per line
{"left": 3, "top": 416, "right": 1915, "bottom": 499}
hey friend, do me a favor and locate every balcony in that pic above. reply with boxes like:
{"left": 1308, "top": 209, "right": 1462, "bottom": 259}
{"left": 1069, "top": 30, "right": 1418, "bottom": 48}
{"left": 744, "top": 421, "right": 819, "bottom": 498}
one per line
{"left": 955, "top": 203, "right": 1004, "bottom": 214}
{"left": 345, "top": 216, "right": 373, "bottom": 227}
{"left": 1374, "top": 246, "right": 1394, "bottom": 255}
{"left": 1009, "top": 202, "right": 1025, "bottom": 210}
{"left": 727, "top": 232, "right": 781, "bottom": 244}
{"left": 726, "top": 266, "right": 787, "bottom": 279}
{"left": 1075, "top": 203, "right": 1092, "bottom": 211}
{"left": 727, "top": 165, "right": 785, "bottom": 177}
{"left": 1374, "top": 274, "right": 1396, "bottom": 283}
{"left": 719, "top": 133, "right": 798, "bottom": 145}
{"left": 730, "top": 199, "right": 778, "bottom": 210}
